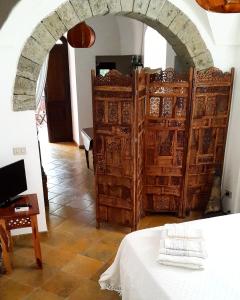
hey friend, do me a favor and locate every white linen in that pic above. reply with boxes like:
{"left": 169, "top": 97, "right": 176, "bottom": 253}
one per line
{"left": 159, "top": 238, "right": 207, "bottom": 258}
{"left": 99, "top": 214, "right": 240, "bottom": 300}
{"left": 164, "top": 223, "right": 203, "bottom": 239}
{"left": 157, "top": 253, "right": 205, "bottom": 269}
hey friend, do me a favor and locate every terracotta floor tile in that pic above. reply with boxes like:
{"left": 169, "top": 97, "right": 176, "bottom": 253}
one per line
{"left": 74, "top": 191, "right": 95, "bottom": 202}
{"left": 13, "top": 233, "right": 34, "bottom": 248}
{"left": 72, "top": 210, "right": 95, "bottom": 224}
{"left": 85, "top": 203, "right": 96, "bottom": 212}
{"left": 90, "top": 258, "right": 114, "bottom": 282}
{"left": 41, "top": 228, "right": 77, "bottom": 246}
{"left": 51, "top": 206, "right": 81, "bottom": 219}
{"left": 47, "top": 185, "right": 66, "bottom": 194}
{"left": 99, "top": 230, "right": 125, "bottom": 246}
{"left": 47, "top": 182, "right": 56, "bottom": 189}
{"left": 82, "top": 242, "right": 118, "bottom": 262}
{"left": 12, "top": 248, "right": 38, "bottom": 266}
{"left": 0, "top": 275, "right": 10, "bottom": 287}
{"left": 49, "top": 194, "right": 72, "bottom": 205}
{"left": 0, "top": 278, "right": 33, "bottom": 300}
{"left": 66, "top": 198, "right": 92, "bottom": 210}
{"left": 8, "top": 263, "right": 57, "bottom": 288}
{"left": 41, "top": 270, "right": 80, "bottom": 298}
{"left": 47, "top": 177, "right": 65, "bottom": 185}
{"left": 65, "top": 224, "right": 107, "bottom": 241}
{"left": 12, "top": 253, "right": 37, "bottom": 270}
{"left": 45, "top": 214, "right": 65, "bottom": 230}
{"left": 41, "top": 244, "right": 77, "bottom": 268}
{"left": 62, "top": 254, "right": 103, "bottom": 279}
{"left": 47, "top": 202, "right": 63, "bottom": 213}
{"left": 23, "top": 288, "right": 64, "bottom": 300}
{"left": 53, "top": 219, "right": 87, "bottom": 236}
{"left": 48, "top": 191, "right": 60, "bottom": 200}
{"left": 60, "top": 237, "right": 95, "bottom": 255}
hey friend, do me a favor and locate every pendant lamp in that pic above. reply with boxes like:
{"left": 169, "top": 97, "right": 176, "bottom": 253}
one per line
{"left": 67, "top": 22, "right": 96, "bottom": 48}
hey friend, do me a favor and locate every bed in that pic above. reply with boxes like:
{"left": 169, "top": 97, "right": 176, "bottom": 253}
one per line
{"left": 99, "top": 214, "right": 240, "bottom": 300}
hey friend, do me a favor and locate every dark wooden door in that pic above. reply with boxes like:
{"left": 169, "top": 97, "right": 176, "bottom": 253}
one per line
{"left": 45, "top": 37, "right": 73, "bottom": 142}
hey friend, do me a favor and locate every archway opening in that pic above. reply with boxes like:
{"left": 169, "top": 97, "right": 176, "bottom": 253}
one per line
{"left": 13, "top": 0, "right": 213, "bottom": 112}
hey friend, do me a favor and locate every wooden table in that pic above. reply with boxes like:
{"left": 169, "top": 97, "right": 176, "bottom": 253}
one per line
{"left": 0, "top": 194, "right": 42, "bottom": 272}
{"left": 81, "top": 127, "right": 93, "bottom": 169}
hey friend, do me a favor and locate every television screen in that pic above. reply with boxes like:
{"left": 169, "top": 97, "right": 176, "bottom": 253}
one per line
{"left": 0, "top": 160, "right": 27, "bottom": 207}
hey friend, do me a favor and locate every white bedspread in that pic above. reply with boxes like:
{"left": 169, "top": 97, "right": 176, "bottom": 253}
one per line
{"left": 99, "top": 214, "right": 240, "bottom": 300}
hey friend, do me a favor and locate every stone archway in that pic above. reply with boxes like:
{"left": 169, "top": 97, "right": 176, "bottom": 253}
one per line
{"left": 13, "top": 0, "right": 213, "bottom": 111}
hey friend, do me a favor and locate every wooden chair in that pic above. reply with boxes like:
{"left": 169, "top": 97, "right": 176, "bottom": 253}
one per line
{"left": 0, "top": 224, "right": 12, "bottom": 274}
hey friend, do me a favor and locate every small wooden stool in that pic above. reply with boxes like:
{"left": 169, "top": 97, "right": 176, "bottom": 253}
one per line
{"left": 0, "top": 194, "right": 42, "bottom": 273}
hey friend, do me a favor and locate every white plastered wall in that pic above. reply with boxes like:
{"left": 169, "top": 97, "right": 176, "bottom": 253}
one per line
{"left": 72, "top": 15, "right": 145, "bottom": 145}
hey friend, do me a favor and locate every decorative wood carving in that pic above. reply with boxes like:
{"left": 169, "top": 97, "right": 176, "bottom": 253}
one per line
{"left": 94, "top": 69, "right": 132, "bottom": 87}
{"left": 92, "top": 69, "right": 145, "bottom": 230}
{"left": 184, "top": 67, "right": 234, "bottom": 212}
{"left": 144, "top": 69, "right": 193, "bottom": 215}
{"left": 149, "top": 68, "right": 188, "bottom": 83}
{"left": 92, "top": 67, "right": 234, "bottom": 228}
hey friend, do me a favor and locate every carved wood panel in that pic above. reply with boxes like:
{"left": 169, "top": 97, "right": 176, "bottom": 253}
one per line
{"left": 92, "top": 67, "right": 234, "bottom": 226}
{"left": 184, "top": 68, "right": 234, "bottom": 211}
{"left": 133, "top": 70, "right": 146, "bottom": 224}
{"left": 144, "top": 68, "right": 192, "bottom": 215}
{"left": 92, "top": 70, "right": 145, "bottom": 230}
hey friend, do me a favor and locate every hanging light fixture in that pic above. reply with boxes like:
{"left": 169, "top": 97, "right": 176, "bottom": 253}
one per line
{"left": 67, "top": 22, "right": 96, "bottom": 48}
{"left": 195, "top": 0, "right": 240, "bottom": 12}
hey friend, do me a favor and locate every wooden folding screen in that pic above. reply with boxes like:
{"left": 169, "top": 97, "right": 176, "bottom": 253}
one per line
{"left": 184, "top": 68, "right": 234, "bottom": 212}
{"left": 92, "top": 67, "right": 234, "bottom": 230}
{"left": 92, "top": 70, "right": 145, "bottom": 230}
{"left": 144, "top": 69, "right": 192, "bottom": 216}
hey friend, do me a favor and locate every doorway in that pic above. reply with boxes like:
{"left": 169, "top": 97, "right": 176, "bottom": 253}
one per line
{"left": 36, "top": 36, "right": 73, "bottom": 145}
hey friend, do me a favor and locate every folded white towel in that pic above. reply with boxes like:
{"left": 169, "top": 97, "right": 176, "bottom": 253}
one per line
{"left": 159, "top": 239, "right": 207, "bottom": 258}
{"left": 157, "top": 224, "right": 207, "bottom": 269}
{"left": 159, "top": 232, "right": 207, "bottom": 256}
{"left": 157, "top": 253, "right": 205, "bottom": 270}
{"left": 159, "top": 230, "right": 205, "bottom": 251}
{"left": 165, "top": 223, "right": 203, "bottom": 239}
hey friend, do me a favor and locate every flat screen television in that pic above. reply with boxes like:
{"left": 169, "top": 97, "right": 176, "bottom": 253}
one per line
{"left": 0, "top": 159, "right": 27, "bottom": 207}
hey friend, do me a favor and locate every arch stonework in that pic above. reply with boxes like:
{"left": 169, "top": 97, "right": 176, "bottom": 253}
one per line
{"left": 13, "top": 0, "right": 213, "bottom": 111}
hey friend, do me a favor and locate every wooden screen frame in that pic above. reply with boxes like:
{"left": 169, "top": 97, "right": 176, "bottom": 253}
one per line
{"left": 92, "top": 69, "right": 145, "bottom": 231}
{"left": 92, "top": 67, "right": 234, "bottom": 229}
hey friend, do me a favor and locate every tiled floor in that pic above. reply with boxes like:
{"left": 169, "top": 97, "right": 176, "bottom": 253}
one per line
{"left": 0, "top": 127, "right": 200, "bottom": 299}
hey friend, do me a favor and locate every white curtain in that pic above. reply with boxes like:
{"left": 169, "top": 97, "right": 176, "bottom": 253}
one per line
{"left": 36, "top": 55, "right": 49, "bottom": 109}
